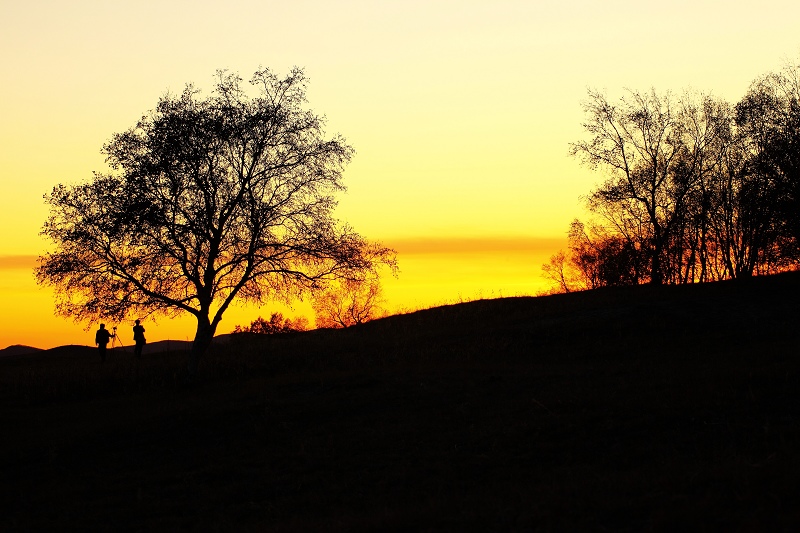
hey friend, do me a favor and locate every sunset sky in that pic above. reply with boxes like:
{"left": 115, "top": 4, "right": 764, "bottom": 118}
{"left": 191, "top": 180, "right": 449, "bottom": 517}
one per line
{"left": 2, "top": 1, "right": 799, "bottom": 349}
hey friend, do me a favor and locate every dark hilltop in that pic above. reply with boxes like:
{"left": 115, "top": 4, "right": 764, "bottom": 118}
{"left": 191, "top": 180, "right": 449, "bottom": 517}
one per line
{"left": 2, "top": 272, "right": 800, "bottom": 531}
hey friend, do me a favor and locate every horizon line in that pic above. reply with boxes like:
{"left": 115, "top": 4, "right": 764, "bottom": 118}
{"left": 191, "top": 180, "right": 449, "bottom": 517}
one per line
{"left": 1, "top": 237, "right": 566, "bottom": 268}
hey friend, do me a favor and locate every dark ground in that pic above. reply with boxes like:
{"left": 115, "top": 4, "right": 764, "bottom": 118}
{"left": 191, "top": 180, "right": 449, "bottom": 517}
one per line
{"left": 2, "top": 273, "right": 800, "bottom": 531}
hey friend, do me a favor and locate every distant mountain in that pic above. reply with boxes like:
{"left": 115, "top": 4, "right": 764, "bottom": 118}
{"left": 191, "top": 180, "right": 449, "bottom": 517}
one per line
{"left": 1, "top": 339, "right": 197, "bottom": 358}
{"left": 45, "top": 339, "right": 194, "bottom": 355}
{"left": 0, "top": 344, "right": 43, "bottom": 357}
{"left": 43, "top": 344, "right": 99, "bottom": 357}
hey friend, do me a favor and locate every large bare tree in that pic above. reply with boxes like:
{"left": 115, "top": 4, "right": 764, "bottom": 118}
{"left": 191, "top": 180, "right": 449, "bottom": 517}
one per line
{"left": 36, "top": 67, "right": 396, "bottom": 375}
{"left": 570, "top": 89, "right": 687, "bottom": 284}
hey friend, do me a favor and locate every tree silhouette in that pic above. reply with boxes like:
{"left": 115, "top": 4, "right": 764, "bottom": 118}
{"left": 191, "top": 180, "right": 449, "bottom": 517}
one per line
{"left": 312, "top": 276, "right": 386, "bottom": 328}
{"left": 541, "top": 250, "right": 577, "bottom": 293}
{"left": 36, "top": 67, "right": 396, "bottom": 376}
{"left": 570, "top": 89, "right": 694, "bottom": 285}
{"left": 736, "top": 62, "right": 800, "bottom": 265}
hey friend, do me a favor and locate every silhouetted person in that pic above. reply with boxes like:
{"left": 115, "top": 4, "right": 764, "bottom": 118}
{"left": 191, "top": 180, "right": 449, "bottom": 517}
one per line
{"left": 95, "top": 323, "right": 114, "bottom": 362}
{"left": 133, "top": 319, "right": 146, "bottom": 358}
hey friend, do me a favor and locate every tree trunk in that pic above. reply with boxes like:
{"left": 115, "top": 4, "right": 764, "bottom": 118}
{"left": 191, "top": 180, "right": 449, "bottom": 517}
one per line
{"left": 187, "top": 314, "right": 216, "bottom": 379}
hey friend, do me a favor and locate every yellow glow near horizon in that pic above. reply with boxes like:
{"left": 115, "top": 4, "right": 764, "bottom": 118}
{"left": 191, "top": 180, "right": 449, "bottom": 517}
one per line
{"left": 0, "top": 237, "right": 560, "bottom": 349}
{"left": 1, "top": 1, "right": 799, "bottom": 349}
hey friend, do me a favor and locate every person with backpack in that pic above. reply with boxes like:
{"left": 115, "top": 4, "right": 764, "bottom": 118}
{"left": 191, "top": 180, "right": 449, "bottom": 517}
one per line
{"left": 95, "top": 323, "right": 114, "bottom": 362}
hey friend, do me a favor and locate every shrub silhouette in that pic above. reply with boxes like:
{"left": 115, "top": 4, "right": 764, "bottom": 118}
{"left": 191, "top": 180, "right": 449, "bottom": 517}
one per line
{"left": 232, "top": 313, "right": 308, "bottom": 335}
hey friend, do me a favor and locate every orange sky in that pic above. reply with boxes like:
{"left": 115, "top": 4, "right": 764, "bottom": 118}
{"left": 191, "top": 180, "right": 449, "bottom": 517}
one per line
{"left": 1, "top": 1, "right": 799, "bottom": 348}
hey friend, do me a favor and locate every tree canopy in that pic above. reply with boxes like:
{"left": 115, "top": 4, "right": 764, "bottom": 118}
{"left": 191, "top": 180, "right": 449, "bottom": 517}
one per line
{"left": 36, "top": 67, "right": 396, "bottom": 374}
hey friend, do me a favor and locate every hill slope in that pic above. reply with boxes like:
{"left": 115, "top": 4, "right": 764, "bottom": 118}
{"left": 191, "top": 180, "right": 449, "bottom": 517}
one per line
{"left": 2, "top": 273, "right": 800, "bottom": 530}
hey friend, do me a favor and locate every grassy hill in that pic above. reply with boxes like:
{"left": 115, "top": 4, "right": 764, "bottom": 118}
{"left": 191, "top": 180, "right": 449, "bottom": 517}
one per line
{"left": 2, "top": 273, "right": 800, "bottom": 531}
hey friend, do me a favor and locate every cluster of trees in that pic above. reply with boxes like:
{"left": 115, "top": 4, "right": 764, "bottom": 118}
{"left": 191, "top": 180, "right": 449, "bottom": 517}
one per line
{"left": 545, "top": 59, "right": 800, "bottom": 292}
{"left": 232, "top": 312, "right": 309, "bottom": 335}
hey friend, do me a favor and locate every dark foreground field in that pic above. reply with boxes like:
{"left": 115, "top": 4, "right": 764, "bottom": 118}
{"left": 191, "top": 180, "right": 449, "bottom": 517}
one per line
{"left": 2, "top": 274, "right": 800, "bottom": 531}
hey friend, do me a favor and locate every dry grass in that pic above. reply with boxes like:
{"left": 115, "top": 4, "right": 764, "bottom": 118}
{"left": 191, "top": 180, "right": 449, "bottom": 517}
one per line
{"left": 2, "top": 273, "right": 800, "bottom": 531}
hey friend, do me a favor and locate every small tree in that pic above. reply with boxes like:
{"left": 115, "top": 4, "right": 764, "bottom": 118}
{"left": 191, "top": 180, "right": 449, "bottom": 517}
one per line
{"left": 541, "top": 250, "right": 578, "bottom": 294}
{"left": 312, "top": 276, "right": 386, "bottom": 328}
{"left": 36, "top": 67, "right": 396, "bottom": 376}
